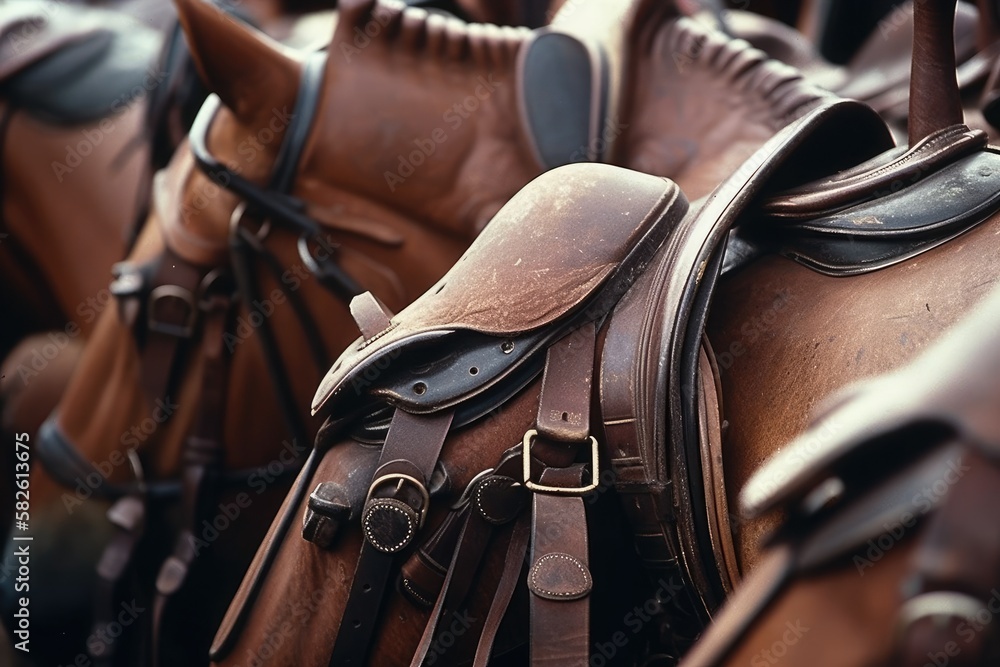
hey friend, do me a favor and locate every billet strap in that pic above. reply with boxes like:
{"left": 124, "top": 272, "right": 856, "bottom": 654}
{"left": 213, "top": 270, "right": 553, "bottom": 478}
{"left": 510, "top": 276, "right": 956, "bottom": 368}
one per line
{"left": 524, "top": 324, "right": 598, "bottom": 667}
{"left": 529, "top": 467, "right": 592, "bottom": 667}
{"left": 406, "top": 453, "right": 528, "bottom": 666}
{"left": 88, "top": 493, "right": 145, "bottom": 667}
{"left": 473, "top": 514, "right": 532, "bottom": 667}
{"left": 328, "top": 409, "right": 455, "bottom": 666}
{"left": 150, "top": 282, "right": 233, "bottom": 666}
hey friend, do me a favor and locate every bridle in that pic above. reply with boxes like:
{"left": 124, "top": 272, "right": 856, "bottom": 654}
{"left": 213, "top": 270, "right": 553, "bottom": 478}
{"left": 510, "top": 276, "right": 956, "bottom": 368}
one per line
{"left": 36, "top": 48, "right": 368, "bottom": 666}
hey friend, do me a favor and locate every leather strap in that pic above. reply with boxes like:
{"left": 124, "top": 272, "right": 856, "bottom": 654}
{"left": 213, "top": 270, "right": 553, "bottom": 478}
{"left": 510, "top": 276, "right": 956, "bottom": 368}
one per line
{"left": 407, "top": 454, "right": 528, "bottom": 666}
{"left": 473, "top": 514, "right": 531, "bottom": 667}
{"left": 529, "top": 467, "right": 591, "bottom": 667}
{"left": 328, "top": 409, "right": 454, "bottom": 667}
{"left": 525, "top": 325, "right": 598, "bottom": 666}
{"left": 88, "top": 494, "right": 146, "bottom": 666}
{"left": 151, "top": 284, "right": 233, "bottom": 666}
{"left": 135, "top": 248, "right": 204, "bottom": 409}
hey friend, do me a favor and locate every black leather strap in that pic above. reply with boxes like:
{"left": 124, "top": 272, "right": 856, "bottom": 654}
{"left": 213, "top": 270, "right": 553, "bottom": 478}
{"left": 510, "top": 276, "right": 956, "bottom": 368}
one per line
{"left": 327, "top": 409, "right": 455, "bottom": 666}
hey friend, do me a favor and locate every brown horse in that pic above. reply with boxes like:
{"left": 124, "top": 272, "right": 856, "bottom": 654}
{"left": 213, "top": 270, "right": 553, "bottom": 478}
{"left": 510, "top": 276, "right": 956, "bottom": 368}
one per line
{"left": 19, "top": 0, "right": 840, "bottom": 663}
{"left": 208, "top": 0, "right": 1000, "bottom": 664}
{"left": 680, "top": 276, "right": 1000, "bottom": 667}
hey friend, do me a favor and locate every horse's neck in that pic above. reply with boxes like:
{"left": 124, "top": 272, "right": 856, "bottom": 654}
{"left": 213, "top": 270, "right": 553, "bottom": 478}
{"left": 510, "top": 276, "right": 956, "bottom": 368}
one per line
{"left": 620, "top": 17, "right": 827, "bottom": 199}
{"left": 312, "top": 42, "right": 537, "bottom": 240}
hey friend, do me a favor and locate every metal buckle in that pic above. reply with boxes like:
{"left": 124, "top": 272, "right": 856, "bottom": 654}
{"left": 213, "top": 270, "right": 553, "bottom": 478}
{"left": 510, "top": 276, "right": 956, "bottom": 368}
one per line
{"left": 521, "top": 428, "right": 600, "bottom": 495}
{"left": 364, "top": 473, "right": 431, "bottom": 529}
{"left": 147, "top": 285, "right": 197, "bottom": 338}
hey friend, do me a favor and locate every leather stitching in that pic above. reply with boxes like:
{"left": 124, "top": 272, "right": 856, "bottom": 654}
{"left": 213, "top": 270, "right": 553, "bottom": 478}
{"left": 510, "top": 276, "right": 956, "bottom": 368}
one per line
{"left": 529, "top": 552, "right": 592, "bottom": 598}
{"left": 362, "top": 501, "right": 414, "bottom": 553}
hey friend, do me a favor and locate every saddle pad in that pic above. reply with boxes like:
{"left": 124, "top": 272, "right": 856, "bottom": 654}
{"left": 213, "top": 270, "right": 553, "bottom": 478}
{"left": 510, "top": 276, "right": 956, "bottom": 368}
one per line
{"left": 741, "top": 282, "right": 1000, "bottom": 520}
{"left": 0, "top": 2, "right": 162, "bottom": 124}
{"left": 312, "top": 162, "right": 688, "bottom": 418}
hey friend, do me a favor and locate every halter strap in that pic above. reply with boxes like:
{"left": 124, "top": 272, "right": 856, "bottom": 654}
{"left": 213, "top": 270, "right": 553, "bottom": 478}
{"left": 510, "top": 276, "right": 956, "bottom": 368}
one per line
{"left": 270, "top": 50, "right": 327, "bottom": 193}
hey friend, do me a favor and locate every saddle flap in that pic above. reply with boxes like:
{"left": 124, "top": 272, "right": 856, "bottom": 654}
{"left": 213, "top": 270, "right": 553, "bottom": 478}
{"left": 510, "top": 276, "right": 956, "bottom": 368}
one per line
{"left": 312, "top": 162, "right": 688, "bottom": 417}
{"left": 741, "top": 284, "right": 1000, "bottom": 520}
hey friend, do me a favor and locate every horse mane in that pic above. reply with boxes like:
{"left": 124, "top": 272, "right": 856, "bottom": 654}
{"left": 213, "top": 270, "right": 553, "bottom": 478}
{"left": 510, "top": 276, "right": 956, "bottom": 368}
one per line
{"left": 334, "top": 0, "right": 531, "bottom": 68}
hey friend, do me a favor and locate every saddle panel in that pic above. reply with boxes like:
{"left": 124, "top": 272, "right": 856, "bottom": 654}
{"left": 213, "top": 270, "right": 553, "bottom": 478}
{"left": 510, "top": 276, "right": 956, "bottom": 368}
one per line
{"left": 312, "top": 163, "right": 688, "bottom": 417}
{"left": 0, "top": 1, "right": 162, "bottom": 125}
{"left": 741, "top": 282, "right": 1000, "bottom": 521}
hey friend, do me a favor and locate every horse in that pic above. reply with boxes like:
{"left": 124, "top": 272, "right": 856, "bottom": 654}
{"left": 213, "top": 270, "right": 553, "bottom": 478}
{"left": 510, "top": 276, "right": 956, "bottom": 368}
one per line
{"left": 679, "top": 276, "right": 1000, "bottom": 667}
{"left": 17, "top": 0, "right": 862, "bottom": 663}
{"left": 207, "top": 0, "right": 1000, "bottom": 664}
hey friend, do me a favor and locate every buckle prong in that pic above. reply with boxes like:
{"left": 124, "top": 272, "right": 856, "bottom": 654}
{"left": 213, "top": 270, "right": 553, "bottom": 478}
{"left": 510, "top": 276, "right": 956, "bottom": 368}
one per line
{"left": 364, "top": 473, "right": 431, "bottom": 528}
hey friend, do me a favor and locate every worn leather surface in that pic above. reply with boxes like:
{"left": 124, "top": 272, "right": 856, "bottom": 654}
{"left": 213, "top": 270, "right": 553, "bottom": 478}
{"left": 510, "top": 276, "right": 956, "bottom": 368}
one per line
{"left": 684, "top": 277, "right": 1000, "bottom": 667}
{"left": 742, "top": 282, "right": 1000, "bottom": 519}
{"left": 312, "top": 163, "right": 685, "bottom": 416}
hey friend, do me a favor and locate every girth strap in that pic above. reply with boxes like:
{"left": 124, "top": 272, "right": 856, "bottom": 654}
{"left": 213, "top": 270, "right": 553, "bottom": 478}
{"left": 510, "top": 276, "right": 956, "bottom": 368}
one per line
{"left": 328, "top": 409, "right": 454, "bottom": 666}
{"left": 406, "top": 452, "right": 528, "bottom": 666}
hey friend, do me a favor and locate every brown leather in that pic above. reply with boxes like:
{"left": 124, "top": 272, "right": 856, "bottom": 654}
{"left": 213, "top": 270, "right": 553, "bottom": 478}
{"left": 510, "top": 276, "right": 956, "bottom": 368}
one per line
{"left": 529, "top": 468, "right": 591, "bottom": 667}
{"left": 312, "top": 164, "right": 684, "bottom": 413}
{"left": 907, "top": 0, "right": 964, "bottom": 143}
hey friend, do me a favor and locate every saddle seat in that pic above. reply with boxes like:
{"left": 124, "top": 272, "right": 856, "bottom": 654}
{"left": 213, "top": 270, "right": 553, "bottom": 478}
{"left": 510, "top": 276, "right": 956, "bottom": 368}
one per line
{"left": 754, "top": 124, "right": 1000, "bottom": 275}
{"left": 0, "top": 0, "right": 162, "bottom": 124}
{"left": 311, "top": 162, "right": 689, "bottom": 424}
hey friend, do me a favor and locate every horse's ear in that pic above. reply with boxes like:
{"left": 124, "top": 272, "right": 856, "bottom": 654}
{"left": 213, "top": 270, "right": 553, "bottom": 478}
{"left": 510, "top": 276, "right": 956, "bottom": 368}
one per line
{"left": 174, "top": 0, "right": 301, "bottom": 127}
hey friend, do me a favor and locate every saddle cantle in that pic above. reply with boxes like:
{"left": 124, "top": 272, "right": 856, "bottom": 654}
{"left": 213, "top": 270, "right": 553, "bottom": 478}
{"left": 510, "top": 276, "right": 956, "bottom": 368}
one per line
{"left": 311, "top": 162, "right": 688, "bottom": 422}
{"left": 0, "top": 0, "right": 162, "bottom": 124}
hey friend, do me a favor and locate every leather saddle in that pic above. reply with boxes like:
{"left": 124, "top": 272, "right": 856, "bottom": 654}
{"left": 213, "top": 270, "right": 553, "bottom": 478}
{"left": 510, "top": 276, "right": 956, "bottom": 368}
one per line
{"left": 0, "top": 0, "right": 162, "bottom": 124}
